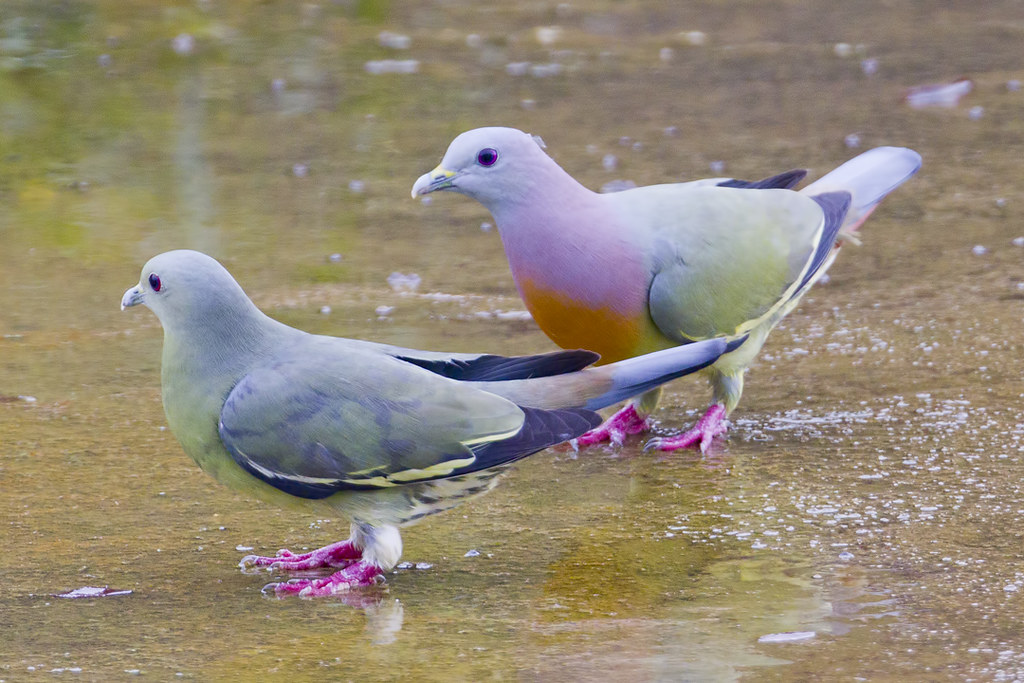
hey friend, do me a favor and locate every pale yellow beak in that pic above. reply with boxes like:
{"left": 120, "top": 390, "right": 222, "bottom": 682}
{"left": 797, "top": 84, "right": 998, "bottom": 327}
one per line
{"left": 121, "top": 284, "right": 144, "bottom": 310}
{"left": 411, "top": 166, "right": 459, "bottom": 198}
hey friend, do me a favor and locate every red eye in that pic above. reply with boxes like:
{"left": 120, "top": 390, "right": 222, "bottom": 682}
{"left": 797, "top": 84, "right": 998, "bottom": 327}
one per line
{"left": 476, "top": 148, "right": 498, "bottom": 166}
{"left": 149, "top": 273, "right": 162, "bottom": 292}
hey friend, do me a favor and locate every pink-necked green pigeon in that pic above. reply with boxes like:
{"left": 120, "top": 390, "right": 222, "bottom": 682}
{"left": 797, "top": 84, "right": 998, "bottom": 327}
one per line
{"left": 412, "top": 128, "right": 921, "bottom": 452}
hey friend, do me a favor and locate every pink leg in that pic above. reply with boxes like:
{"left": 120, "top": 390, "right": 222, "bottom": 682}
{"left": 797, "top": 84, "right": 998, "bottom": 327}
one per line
{"left": 239, "top": 539, "right": 362, "bottom": 571}
{"left": 573, "top": 403, "right": 651, "bottom": 447}
{"left": 644, "top": 404, "right": 728, "bottom": 453}
{"left": 268, "top": 561, "right": 385, "bottom": 597}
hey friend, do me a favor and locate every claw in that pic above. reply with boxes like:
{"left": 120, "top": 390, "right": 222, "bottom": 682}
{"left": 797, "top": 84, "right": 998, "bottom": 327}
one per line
{"left": 642, "top": 437, "right": 666, "bottom": 453}
{"left": 643, "top": 404, "right": 729, "bottom": 453}
{"left": 240, "top": 539, "right": 362, "bottom": 571}
{"left": 264, "top": 561, "right": 386, "bottom": 597}
{"left": 575, "top": 403, "right": 651, "bottom": 448}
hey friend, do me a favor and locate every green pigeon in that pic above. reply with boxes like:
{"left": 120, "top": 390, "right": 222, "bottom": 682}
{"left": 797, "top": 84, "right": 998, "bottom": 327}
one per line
{"left": 122, "top": 250, "right": 736, "bottom": 596}
{"left": 413, "top": 128, "right": 921, "bottom": 451}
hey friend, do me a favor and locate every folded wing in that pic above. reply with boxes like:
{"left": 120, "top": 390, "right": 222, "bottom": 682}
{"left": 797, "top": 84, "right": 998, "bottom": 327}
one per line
{"left": 218, "top": 347, "right": 599, "bottom": 499}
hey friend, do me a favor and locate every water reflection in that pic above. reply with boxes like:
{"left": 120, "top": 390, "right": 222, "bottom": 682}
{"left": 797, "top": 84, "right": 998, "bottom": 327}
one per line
{"left": 3, "top": 0, "right": 1024, "bottom": 679}
{"left": 262, "top": 588, "right": 405, "bottom": 646}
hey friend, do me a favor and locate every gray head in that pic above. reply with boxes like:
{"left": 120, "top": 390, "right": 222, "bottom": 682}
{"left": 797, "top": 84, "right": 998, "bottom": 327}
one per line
{"left": 121, "top": 250, "right": 260, "bottom": 333}
{"left": 411, "top": 127, "right": 559, "bottom": 209}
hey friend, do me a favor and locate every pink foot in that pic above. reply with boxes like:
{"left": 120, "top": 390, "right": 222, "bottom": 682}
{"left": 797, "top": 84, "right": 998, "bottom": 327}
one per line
{"left": 644, "top": 404, "right": 728, "bottom": 453}
{"left": 574, "top": 403, "right": 651, "bottom": 447}
{"left": 239, "top": 540, "right": 362, "bottom": 571}
{"left": 267, "top": 561, "right": 385, "bottom": 597}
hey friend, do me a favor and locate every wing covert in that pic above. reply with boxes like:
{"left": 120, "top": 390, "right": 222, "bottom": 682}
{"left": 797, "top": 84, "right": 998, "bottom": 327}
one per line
{"left": 216, "top": 344, "right": 600, "bottom": 499}
{"left": 636, "top": 187, "right": 827, "bottom": 341}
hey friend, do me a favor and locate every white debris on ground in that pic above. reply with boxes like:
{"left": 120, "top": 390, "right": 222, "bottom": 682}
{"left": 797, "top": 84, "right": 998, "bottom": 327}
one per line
{"left": 377, "top": 31, "right": 411, "bottom": 50}
{"left": 758, "top": 631, "right": 816, "bottom": 644}
{"left": 905, "top": 78, "right": 973, "bottom": 108}
{"left": 386, "top": 272, "right": 422, "bottom": 293}
{"left": 55, "top": 586, "right": 133, "bottom": 599}
{"left": 364, "top": 60, "right": 419, "bottom": 75}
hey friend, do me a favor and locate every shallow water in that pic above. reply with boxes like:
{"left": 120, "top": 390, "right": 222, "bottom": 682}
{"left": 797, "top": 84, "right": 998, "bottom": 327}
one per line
{"left": 2, "top": 0, "right": 1024, "bottom": 680}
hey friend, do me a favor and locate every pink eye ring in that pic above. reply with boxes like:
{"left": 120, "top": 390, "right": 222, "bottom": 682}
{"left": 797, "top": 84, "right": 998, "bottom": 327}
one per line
{"left": 149, "top": 273, "right": 162, "bottom": 292}
{"left": 476, "top": 148, "right": 498, "bottom": 166}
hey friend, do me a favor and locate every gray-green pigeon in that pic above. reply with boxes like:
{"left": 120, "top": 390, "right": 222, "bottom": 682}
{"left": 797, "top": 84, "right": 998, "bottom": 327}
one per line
{"left": 122, "top": 250, "right": 736, "bottom": 596}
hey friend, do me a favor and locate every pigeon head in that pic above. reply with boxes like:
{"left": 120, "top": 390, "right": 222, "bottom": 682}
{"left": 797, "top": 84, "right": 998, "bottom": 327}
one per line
{"left": 121, "top": 250, "right": 258, "bottom": 332}
{"left": 411, "top": 127, "right": 552, "bottom": 209}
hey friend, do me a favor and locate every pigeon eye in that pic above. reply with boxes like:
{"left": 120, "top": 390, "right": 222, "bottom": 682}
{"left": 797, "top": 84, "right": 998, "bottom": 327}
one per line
{"left": 149, "top": 273, "right": 162, "bottom": 292}
{"left": 476, "top": 148, "right": 499, "bottom": 167}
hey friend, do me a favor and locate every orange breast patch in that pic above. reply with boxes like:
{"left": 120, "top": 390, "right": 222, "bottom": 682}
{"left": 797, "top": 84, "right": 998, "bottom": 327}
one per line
{"left": 519, "top": 279, "right": 663, "bottom": 365}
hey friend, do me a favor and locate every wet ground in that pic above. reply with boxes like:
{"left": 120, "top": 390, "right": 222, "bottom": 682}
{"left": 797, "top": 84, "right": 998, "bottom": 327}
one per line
{"left": 2, "top": 0, "right": 1024, "bottom": 680}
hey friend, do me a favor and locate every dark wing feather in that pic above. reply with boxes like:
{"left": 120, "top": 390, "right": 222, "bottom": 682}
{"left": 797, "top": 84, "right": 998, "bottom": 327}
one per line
{"left": 717, "top": 169, "right": 807, "bottom": 190}
{"left": 465, "top": 406, "right": 601, "bottom": 467}
{"left": 395, "top": 349, "right": 599, "bottom": 382}
{"left": 794, "top": 191, "right": 852, "bottom": 292}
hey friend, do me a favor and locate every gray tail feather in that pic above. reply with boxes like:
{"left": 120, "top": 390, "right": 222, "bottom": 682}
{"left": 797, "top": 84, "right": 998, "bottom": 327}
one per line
{"left": 583, "top": 337, "right": 743, "bottom": 411}
{"left": 800, "top": 146, "right": 922, "bottom": 212}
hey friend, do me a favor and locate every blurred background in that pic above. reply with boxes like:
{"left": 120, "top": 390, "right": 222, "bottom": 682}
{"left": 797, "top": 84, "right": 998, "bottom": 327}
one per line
{"left": 1, "top": 0, "right": 1023, "bottom": 679}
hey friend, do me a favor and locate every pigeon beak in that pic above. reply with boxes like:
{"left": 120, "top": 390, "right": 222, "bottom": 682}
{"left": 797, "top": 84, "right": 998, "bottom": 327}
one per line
{"left": 121, "top": 285, "right": 144, "bottom": 310}
{"left": 411, "top": 166, "right": 459, "bottom": 198}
